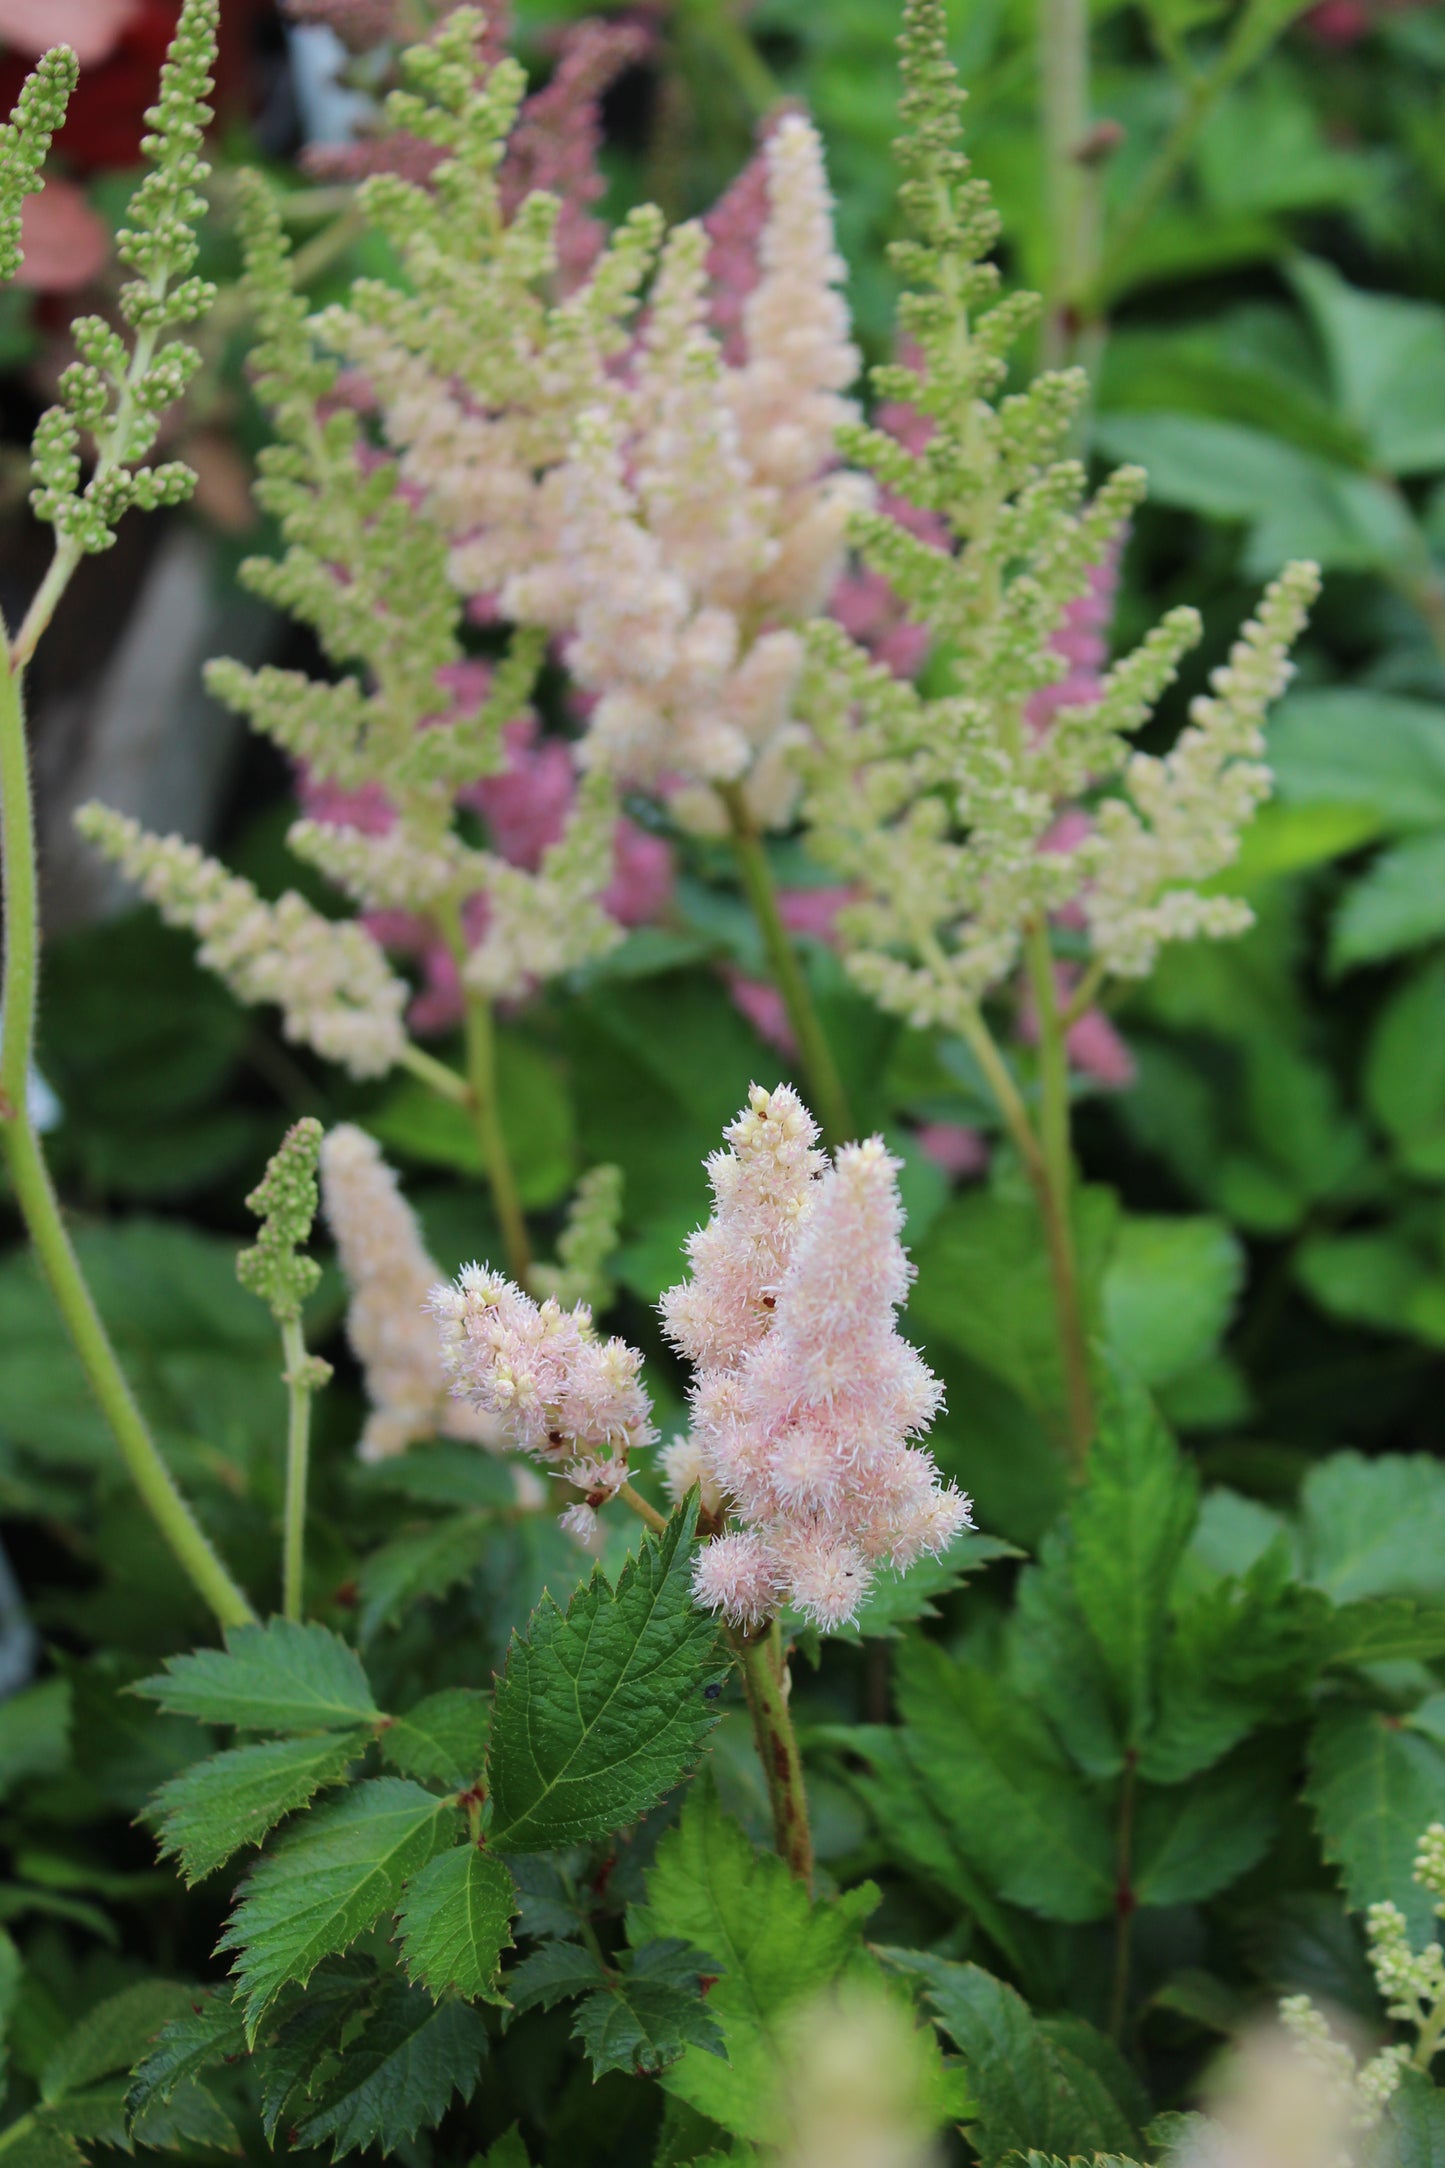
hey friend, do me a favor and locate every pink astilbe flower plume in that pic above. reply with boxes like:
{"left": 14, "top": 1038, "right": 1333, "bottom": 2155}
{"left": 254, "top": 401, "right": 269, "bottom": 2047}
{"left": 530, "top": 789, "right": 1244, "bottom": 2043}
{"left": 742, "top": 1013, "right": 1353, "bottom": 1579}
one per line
{"left": 429, "top": 1265, "right": 654, "bottom": 1513}
{"left": 661, "top": 1086, "right": 973, "bottom": 1630}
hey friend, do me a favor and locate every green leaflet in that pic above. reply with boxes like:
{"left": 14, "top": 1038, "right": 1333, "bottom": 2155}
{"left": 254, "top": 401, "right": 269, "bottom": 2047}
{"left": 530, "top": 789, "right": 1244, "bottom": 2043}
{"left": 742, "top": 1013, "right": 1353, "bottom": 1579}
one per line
{"left": 1101, "top": 1215, "right": 1244, "bottom": 1389}
{"left": 396, "top": 1844, "right": 516, "bottom": 2003}
{"left": 218, "top": 1778, "right": 460, "bottom": 2034}
{"left": 41, "top": 1983, "right": 195, "bottom": 2106}
{"left": 380, "top": 1689, "right": 491, "bottom": 1789}
{"left": 1305, "top": 1703, "right": 1445, "bottom": 1938}
{"left": 1068, "top": 1364, "right": 1199, "bottom": 1749}
{"left": 889, "top": 1954, "right": 1137, "bottom": 2168}
{"left": 509, "top": 1937, "right": 727, "bottom": 2079}
{"left": 255, "top": 1963, "right": 374, "bottom": 2145}
{"left": 134, "top": 1619, "right": 380, "bottom": 1734}
{"left": 358, "top": 1513, "right": 495, "bottom": 1643}
{"left": 893, "top": 1638, "right": 1115, "bottom": 1923}
{"left": 486, "top": 1498, "right": 727, "bottom": 1853}
{"left": 290, "top": 1985, "right": 489, "bottom": 2159}
{"left": 1132, "top": 1752, "right": 1284, "bottom": 1906}
{"left": 627, "top": 1780, "right": 879, "bottom": 2141}
{"left": 1382, "top": 2069, "right": 1445, "bottom": 2168}
{"left": 1300, "top": 1451, "right": 1445, "bottom": 1603}
{"left": 126, "top": 1988, "right": 246, "bottom": 2125}
{"left": 146, "top": 1730, "right": 367, "bottom": 1883}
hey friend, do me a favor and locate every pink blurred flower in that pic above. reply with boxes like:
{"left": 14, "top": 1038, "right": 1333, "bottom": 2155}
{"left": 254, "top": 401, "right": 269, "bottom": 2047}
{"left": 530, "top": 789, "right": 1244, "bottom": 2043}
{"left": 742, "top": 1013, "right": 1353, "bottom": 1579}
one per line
{"left": 0, "top": 0, "right": 139, "bottom": 65}
{"left": 15, "top": 182, "right": 109, "bottom": 292}
{"left": 777, "top": 885, "right": 852, "bottom": 942}
{"left": 915, "top": 1122, "right": 989, "bottom": 1180}
{"left": 726, "top": 969, "right": 794, "bottom": 1054}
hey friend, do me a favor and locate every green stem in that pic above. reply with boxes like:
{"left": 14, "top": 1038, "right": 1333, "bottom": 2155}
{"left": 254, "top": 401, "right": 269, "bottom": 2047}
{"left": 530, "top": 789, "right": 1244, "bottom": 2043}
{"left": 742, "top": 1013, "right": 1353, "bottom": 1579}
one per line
{"left": 1025, "top": 922, "right": 1094, "bottom": 1467}
{"left": 618, "top": 1480, "right": 668, "bottom": 1537}
{"left": 716, "top": 781, "right": 854, "bottom": 1148}
{"left": 0, "top": 643, "right": 254, "bottom": 1629}
{"left": 1038, "top": 0, "right": 1091, "bottom": 370}
{"left": 732, "top": 1622, "right": 813, "bottom": 1887}
{"left": 281, "top": 1317, "right": 313, "bottom": 1623}
{"left": 397, "top": 1039, "right": 471, "bottom": 1105}
{"left": 461, "top": 985, "right": 533, "bottom": 1289}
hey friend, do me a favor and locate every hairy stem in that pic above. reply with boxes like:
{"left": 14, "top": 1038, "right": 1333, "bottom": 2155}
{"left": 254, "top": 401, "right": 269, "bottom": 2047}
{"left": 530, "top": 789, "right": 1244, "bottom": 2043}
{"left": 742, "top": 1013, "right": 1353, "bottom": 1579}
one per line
{"left": 958, "top": 992, "right": 1093, "bottom": 1469}
{"left": 281, "top": 1317, "right": 313, "bottom": 1623}
{"left": 0, "top": 641, "right": 255, "bottom": 1630}
{"left": 1109, "top": 1748, "right": 1139, "bottom": 2040}
{"left": 1025, "top": 922, "right": 1094, "bottom": 1466}
{"left": 733, "top": 1622, "right": 813, "bottom": 1887}
{"left": 461, "top": 986, "right": 533, "bottom": 1288}
{"left": 716, "top": 780, "right": 854, "bottom": 1148}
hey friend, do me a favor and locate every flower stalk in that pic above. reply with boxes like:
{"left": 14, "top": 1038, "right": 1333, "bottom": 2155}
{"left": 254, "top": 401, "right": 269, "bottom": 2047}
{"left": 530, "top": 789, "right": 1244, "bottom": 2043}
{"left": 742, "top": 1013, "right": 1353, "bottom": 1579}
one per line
{"left": 716, "top": 780, "right": 854, "bottom": 1149}
{"left": 733, "top": 1621, "right": 814, "bottom": 1888}
{"left": 0, "top": 635, "right": 255, "bottom": 1630}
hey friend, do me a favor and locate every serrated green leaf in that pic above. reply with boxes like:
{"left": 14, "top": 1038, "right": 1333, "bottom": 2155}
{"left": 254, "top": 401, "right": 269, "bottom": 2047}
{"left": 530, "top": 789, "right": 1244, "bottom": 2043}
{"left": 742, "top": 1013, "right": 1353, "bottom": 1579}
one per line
{"left": 41, "top": 1983, "right": 194, "bottom": 2105}
{"left": 380, "top": 1690, "right": 490, "bottom": 1789}
{"left": 1133, "top": 1754, "right": 1283, "bottom": 1906}
{"left": 254, "top": 1962, "right": 373, "bottom": 2145}
{"left": 358, "top": 1513, "right": 496, "bottom": 1643}
{"left": 507, "top": 1940, "right": 609, "bottom": 2014}
{"left": 1140, "top": 1561, "right": 1326, "bottom": 1783}
{"left": 41, "top": 2082, "right": 130, "bottom": 2147}
{"left": 0, "top": 2123, "right": 85, "bottom": 2168}
{"left": 290, "top": 1985, "right": 488, "bottom": 2159}
{"left": 572, "top": 1942, "right": 728, "bottom": 2079}
{"left": 1070, "top": 1365, "right": 1198, "bottom": 1750}
{"left": 126, "top": 1988, "right": 246, "bottom": 2125}
{"left": 1301, "top": 1452, "right": 1445, "bottom": 1603}
{"left": 627, "top": 1780, "right": 879, "bottom": 2141}
{"left": 1324, "top": 1599, "right": 1445, "bottom": 1669}
{"left": 134, "top": 1621, "right": 380, "bottom": 1734}
{"left": 893, "top": 1639, "right": 1115, "bottom": 1923}
{"left": 396, "top": 1844, "right": 515, "bottom": 2003}
{"left": 486, "top": 1498, "right": 727, "bottom": 1853}
{"left": 218, "top": 1779, "right": 459, "bottom": 2033}
{"left": 147, "top": 1731, "right": 367, "bottom": 1883}
{"left": 1306, "top": 1703, "right": 1445, "bottom": 1937}
{"left": 1382, "top": 2068, "right": 1445, "bottom": 2168}
{"left": 130, "top": 2070, "right": 240, "bottom": 2154}
{"left": 887, "top": 1955, "right": 1135, "bottom": 2168}
{"left": 478, "top": 2129, "right": 531, "bottom": 2168}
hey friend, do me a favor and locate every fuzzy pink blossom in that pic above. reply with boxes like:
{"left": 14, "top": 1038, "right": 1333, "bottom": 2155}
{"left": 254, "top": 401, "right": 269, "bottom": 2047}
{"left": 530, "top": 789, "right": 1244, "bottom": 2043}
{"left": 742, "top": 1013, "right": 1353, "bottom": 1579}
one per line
{"left": 662, "top": 1090, "right": 972, "bottom": 1630}
{"left": 429, "top": 1265, "right": 654, "bottom": 1504}
{"left": 725, "top": 970, "right": 794, "bottom": 1055}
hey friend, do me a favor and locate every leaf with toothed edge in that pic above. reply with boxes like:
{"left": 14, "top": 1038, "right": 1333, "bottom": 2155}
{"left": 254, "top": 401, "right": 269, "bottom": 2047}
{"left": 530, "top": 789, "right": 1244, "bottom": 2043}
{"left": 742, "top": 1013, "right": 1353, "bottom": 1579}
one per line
{"left": 485, "top": 1495, "right": 728, "bottom": 1854}
{"left": 396, "top": 1843, "right": 516, "bottom": 2003}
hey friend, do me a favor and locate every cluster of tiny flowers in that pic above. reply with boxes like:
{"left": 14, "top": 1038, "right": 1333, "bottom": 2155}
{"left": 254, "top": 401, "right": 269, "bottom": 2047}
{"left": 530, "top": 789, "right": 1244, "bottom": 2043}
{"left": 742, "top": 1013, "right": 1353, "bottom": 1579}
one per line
{"left": 660, "top": 1085, "right": 971, "bottom": 1630}
{"left": 319, "top": 1124, "right": 508, "bottom": 1463}
{"left": 75, "top": 806, "right": 409, "bottom": 1080}
{"left": 1273, "top": 1820, "right": 1445, "bottom": 2154}
{"left": 798, "top": 0, "right": 1320, "bottom": 1037}
{"left": 501, "top": 112, "right": 867, "bottom": 833}
{"left": 428, "top": 1265, "right": 654, "bottom": 1533}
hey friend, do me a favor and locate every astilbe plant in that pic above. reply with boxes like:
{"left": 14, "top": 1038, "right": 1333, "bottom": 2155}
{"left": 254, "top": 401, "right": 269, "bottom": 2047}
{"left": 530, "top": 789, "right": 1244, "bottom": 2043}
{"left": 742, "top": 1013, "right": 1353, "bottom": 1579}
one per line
{"left": 1, "top": 4, "right": 1394, "bottom": 2163}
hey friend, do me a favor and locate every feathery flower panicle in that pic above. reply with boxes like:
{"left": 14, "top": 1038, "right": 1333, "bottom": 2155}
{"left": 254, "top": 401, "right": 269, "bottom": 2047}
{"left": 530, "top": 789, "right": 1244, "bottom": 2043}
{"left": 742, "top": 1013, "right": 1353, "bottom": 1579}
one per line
{"left": 75, "top": 806, "right": 409, "bottom": 1080}
{"left": 1270, "top": 1818, "right": 1445, "bottom": 2154}
{"left": 663, "top": 1087, "right": 971, "bottom": 1630}
{"left": 238, "top": 1117, "right": 325, "bottom": 1327}
{"left": 429, "top": 1263, "right": 654, "bottom": 1507}
{"left": 798, "top": 0, "right": 1318, "bottom": 1037}
{"left": 505, "top": 111, "right": 865, "bottom": 836}
{"left": 531, "top": 1163, "right": 625, "bottom": 1313}
{"left": 0, "top": 45, "right": 78, "bottom": 286}
{"left": 28, "top": 0, "right": 218, "bottom": 561}
{"left": 320, "top": 1125, "right": 506, "bottom": 1463}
